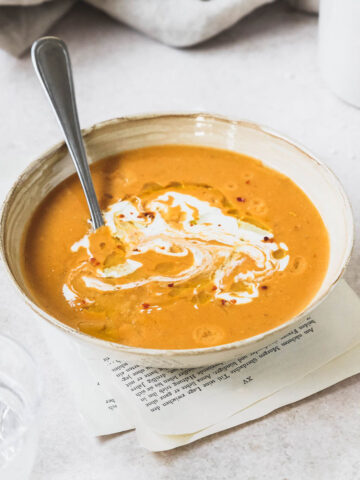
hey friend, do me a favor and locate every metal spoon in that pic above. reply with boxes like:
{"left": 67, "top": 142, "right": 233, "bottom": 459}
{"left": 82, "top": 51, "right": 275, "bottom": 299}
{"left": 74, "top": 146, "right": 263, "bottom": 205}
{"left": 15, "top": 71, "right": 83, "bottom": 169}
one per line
{"left": 31, "top": 37, "right": 104, "bottom": 230}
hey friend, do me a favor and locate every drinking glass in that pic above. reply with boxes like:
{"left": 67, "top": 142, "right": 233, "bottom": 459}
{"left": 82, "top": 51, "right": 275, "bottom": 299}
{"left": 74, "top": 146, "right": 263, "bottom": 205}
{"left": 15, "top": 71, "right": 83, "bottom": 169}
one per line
{"left": 319, "top": 0, "right": 360, "bottom": 107}
{"left": 0, "top": 334, "right": 41, "bottom": 479}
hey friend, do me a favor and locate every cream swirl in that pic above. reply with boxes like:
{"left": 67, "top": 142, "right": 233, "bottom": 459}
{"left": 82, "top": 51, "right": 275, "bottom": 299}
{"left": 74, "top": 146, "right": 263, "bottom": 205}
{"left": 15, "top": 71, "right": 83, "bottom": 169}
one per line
{"left": 63, "top": 188, "right": 289, "bottom": 310}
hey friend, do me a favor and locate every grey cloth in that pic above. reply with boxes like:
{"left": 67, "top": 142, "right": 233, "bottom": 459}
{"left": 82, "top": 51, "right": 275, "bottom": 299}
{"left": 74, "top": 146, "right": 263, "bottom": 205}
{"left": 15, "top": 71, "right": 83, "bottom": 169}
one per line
{"left": 0, "top": 0, "right": 319, "bottom": 56}
{"left": 287, "top": 0, "right": 318, "bottom": 12}
{"left": 0, "top": 0, "right": 75, "bottom": 56}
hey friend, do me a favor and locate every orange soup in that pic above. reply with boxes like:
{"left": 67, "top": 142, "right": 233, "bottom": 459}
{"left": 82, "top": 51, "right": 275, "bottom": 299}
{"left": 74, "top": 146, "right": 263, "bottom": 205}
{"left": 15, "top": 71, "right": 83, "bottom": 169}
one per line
{"left": 22, "top": 145, "right": 329, "bottom": 349}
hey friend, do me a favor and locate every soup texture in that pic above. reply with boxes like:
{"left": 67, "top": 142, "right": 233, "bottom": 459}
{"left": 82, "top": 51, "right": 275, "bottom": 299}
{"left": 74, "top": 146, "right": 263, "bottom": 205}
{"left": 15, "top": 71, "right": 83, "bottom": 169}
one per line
{"left": 23, "top": 145, "right": 329, "bottom": 349}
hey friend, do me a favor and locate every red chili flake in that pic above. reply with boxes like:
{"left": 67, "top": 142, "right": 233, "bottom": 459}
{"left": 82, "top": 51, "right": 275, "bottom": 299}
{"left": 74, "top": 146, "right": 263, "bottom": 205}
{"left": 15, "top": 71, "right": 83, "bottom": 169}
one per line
{"left": 261, "top": 285, "right": 268, "bottom": 290}
{"left": 142, "top": 303, "right": 150, "bottom": 309}
{"left": 90, "top": 257, "right": 100, "bottom": 266}
{"left": 245, "top": 180, "right": 251, "bottom": 185}
{"left": 230, "top": 299, "right": 236, "bottom": 304}
{"left": 117, "top": 245, "right": 123, "bottom": 249}
{"left": 168, "top": 283, "right": 174, "bottom": 287}
{"left": 221, "top": 299, "right": 227, "bottom": 305}
{"left": 133, "top": 248, "right": 140, "bottom": 252}
{"left": 212, "top": 286, "right": 217, "bottom": 291}
{"left": 118, "top": 214, "right": 125, "bottom": 218}
{"left": 263, "top": 236, "right": 273, "bottom": 243}
{"left": 104, "top": 193, "right": 113, "bottom": 199}
{"left": 144, "top": 212, "right": 155, "bottom": 219}
{"left": 236, "top": 197, "right": 246, "bottom": 202}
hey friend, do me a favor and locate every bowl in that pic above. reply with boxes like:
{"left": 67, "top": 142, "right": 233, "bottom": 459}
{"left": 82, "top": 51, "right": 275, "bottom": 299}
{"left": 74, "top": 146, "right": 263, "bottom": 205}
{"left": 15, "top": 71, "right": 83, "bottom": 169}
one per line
{"left": 0, "top": 113, "right": 354, "bottom": 367}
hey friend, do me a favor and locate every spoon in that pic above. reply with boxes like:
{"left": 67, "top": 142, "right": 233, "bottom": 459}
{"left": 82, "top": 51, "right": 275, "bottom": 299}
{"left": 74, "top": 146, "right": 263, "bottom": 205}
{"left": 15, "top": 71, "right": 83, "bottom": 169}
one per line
{"left": 31, "top": 37, "right": 104, "bottom": 230}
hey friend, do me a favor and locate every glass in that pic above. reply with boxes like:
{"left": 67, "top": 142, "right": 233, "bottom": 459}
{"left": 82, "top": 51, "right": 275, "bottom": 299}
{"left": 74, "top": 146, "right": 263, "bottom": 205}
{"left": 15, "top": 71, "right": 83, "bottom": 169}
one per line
{"left": 319, "top": 0, "right": 360, "bottom": 107}
{"left": 0, "top": 334, "right": 41, "bottom": 479}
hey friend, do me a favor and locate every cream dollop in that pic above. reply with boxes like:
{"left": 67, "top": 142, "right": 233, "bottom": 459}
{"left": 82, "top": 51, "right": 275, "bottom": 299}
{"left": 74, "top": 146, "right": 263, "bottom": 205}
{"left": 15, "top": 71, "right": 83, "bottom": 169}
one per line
{"left": 64, "top": 190, "right": 289, "bottom": 308}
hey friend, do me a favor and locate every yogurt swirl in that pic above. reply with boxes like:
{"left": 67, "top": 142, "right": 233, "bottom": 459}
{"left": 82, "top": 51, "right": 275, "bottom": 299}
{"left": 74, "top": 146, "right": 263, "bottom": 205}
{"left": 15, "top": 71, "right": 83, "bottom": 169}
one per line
{"left": 63, "top": 184, "right": 289, "bottom": 312}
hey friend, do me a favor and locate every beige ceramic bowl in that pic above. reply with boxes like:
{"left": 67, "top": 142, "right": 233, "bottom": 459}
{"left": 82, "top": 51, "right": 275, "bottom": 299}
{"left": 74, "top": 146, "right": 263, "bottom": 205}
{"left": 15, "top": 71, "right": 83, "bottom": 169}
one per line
{"left": 0, "top": 113, "right": 354, "bottom": 367}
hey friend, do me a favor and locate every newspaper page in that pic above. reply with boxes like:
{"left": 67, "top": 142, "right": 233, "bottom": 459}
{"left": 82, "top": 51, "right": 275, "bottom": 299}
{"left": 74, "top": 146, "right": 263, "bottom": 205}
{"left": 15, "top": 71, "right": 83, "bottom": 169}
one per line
{"left": 77, "top": 280, "right": 360, "bottom": 437}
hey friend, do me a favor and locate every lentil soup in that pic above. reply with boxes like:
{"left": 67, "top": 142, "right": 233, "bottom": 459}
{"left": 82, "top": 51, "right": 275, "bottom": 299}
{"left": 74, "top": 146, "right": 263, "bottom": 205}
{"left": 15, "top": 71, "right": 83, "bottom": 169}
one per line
{"left": 22, "top": 145, "right": 329, "bottom": 349}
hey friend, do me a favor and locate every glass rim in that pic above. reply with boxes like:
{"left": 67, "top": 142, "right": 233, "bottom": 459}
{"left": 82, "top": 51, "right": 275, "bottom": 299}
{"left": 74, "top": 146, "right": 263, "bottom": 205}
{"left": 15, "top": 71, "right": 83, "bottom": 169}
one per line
{"left": 0, "top": 333, "right": 42, "bottom": 452}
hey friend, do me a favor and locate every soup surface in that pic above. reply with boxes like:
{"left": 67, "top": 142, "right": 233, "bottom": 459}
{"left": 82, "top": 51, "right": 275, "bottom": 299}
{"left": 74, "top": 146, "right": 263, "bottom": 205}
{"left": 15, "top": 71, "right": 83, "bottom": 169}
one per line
{"left": 23, "top": 145, "right": 329, "bottom": 349}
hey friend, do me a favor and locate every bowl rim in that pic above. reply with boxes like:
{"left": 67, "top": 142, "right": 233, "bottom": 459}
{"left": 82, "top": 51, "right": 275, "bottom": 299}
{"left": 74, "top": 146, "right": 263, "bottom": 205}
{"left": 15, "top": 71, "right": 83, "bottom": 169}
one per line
{"left": 0, "top": 112, "right": 354, "bottom": 359}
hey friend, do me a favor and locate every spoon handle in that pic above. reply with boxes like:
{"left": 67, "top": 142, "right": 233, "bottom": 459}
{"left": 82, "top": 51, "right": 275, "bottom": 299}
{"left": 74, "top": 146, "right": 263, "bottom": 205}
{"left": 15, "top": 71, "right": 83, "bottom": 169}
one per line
{"left": 31, "top": 37, "right": 104, "bottom": 230}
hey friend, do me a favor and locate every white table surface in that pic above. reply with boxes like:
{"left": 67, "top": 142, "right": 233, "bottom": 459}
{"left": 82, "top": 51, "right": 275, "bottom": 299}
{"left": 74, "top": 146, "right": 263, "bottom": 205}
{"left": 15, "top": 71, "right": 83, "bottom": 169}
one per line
{"left": 1, "top": 2, "right": 360, "bottom": 479}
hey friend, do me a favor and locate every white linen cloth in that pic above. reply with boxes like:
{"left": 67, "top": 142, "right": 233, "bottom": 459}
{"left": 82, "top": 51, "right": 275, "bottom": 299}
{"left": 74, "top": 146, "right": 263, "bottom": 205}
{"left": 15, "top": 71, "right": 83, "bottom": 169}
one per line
{"left": 0, "top": 0, "right": 319, "bottom": 56}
